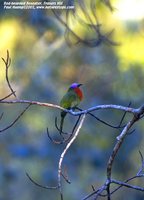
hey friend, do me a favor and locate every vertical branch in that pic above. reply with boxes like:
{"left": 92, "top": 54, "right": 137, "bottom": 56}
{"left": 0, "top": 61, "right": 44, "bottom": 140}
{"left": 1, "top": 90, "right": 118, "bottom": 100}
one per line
{"left": 107, "top": 183, "right": 111, "bottom": 200}
{"left": 58, "top": 114, "right": 86, "bottom": 199}
{"left": 1, "top": 50, "right": 17, "bottom": 98}
{"left": 118, "top": 102, "right": 132, "bottom": 128}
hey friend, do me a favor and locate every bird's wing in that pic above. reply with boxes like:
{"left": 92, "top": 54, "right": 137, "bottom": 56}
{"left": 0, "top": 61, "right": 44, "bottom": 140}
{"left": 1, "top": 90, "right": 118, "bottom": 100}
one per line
{"left": 60, "top": 90, "right": 80, "bottom": 109}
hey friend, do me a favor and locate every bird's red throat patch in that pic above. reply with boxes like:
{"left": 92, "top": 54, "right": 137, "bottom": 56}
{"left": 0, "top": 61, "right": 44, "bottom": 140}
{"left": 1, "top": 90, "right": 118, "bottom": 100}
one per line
{"left": 74, "top": 87, "right": 83, "bottom": 101}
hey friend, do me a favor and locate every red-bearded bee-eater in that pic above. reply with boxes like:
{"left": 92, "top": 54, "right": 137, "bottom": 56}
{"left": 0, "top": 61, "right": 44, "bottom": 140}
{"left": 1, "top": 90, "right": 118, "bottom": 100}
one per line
{"left": 60, "top": 83, "right": 83, "bottom": 134}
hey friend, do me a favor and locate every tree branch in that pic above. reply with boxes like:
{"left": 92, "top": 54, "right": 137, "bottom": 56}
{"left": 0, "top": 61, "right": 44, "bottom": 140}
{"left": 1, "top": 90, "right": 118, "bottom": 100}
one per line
{"left": 0, "top": 99, "right": 139, "bottom": 115}
{"left": 0, "top": 104, "right": 31, "bottom": 132}
{"left": 58, "top": 114, "right": 86, "bottom": 200}
{"left": 26, "top": 172, "right": 59, "bottom": 190}
{"left": 1, "top": 50, "right": 17, "bottom": 98}
{"left": 107, "top": 117, "right": 136, "bottom": 180}
{"left": 111, "top": 179, "right": 144, "bottom": 192}
{"left": 0, "top": 91, "right": 16, "bottom": 101}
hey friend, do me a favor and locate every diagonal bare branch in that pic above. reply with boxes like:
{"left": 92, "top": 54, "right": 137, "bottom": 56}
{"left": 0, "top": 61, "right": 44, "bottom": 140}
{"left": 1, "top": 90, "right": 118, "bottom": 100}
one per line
{"left": 0, "top": 113, "right": 4, "bottom": 121}
{"left": 0, "top": 104, "right": 31, "bottom": 133}
{"left": 111, "top": 179, "right": 144, "bottom": 192}
{"left": 0, "top": 91, "right": 16, "bottom": 101}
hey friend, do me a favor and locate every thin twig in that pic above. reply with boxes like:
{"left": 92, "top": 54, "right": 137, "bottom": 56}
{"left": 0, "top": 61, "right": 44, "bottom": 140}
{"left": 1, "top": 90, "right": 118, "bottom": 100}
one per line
{"left": 2, "top": 50, "right": 16, "bottom": 98}
{"left": 84, "top": 173, "right": 144, "bottom": 199}
{"left": 47, "top": 125, "right": 75, "bottom": 145}
{"left": 71, "top": 115, "right": 81, "bottom": 133}
{"left": 61, "top": 172, "right": 71, "bottom": 184}
{"left": 76, "top": 107, "right": 124, "bottom": 129}
{"left": 137, "top": 151, "right": 144, "bottom": 175}
{"left": 55, "top": 113, "right": 82, "bottom": 137}
{"left": 0, "top": 91, "right": 16, "bottom": 101}
{"left": 82, "top": 187, "right": 102, "bottom": 200}
{"left": 26, "top": 172, "right": 58, "bottom": 189}
{"left": 91, "top": 185, "right": 96, "bottom": 191}
{"left": 47, "top": 127, "right": 65, "bottom": 144}
{"left": 118, "top": 102, "right": 131, "bottom": 127}
{"left": 0, "top": 113, "right": 4, "bottom": 121}
{"left": 111, "top": 179, "right": 144, "bottom": 192}
{"left": 109, "top": 174, "right": 144, "bottom": 196}
{"left": 93, "top": 185, "right": 107, "bottom": 200}
{"left": 0, "top": 104, "right": 31, "bottom": 132}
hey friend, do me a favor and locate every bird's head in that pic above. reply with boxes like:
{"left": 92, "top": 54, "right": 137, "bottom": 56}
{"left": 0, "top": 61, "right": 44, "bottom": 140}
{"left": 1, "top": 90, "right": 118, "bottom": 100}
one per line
{"left": 70, "top": 83, "right": 83, "bottom": 89}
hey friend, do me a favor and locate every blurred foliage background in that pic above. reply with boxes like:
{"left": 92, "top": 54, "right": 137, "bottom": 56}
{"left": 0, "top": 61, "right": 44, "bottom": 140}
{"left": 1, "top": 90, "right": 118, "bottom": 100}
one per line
{"left": 0, "top": 0, "right": 144, "bottom": 199}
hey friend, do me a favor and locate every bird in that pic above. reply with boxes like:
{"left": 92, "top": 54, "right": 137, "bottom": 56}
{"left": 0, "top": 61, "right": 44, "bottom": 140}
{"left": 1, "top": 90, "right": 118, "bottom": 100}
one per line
{"left": 59, "top": 83, "right": 83, "bottom": 134}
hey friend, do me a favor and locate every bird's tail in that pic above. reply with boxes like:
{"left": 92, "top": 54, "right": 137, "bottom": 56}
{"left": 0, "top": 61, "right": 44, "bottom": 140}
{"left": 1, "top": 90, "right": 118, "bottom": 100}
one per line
{"left": 60, "top": 111, "right": 66, "bottom": 135}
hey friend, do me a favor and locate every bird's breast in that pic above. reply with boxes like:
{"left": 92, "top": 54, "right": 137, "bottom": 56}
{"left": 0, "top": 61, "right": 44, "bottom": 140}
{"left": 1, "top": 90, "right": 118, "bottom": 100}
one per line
{"left": 74, "top": 87, "right": 83, "bottom": 101}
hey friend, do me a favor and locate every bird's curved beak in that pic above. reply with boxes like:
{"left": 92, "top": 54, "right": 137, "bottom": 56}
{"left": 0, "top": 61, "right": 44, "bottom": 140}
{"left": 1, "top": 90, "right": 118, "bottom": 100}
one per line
{"left": 78, "top": 83, "right": 83, "bottom": 87}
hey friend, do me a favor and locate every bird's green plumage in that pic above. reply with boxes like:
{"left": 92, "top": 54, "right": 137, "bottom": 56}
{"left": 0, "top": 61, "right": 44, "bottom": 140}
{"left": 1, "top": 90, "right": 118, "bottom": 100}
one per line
{"left": 60, "top": 88, "right": 81, "bottom": 109}
{"left": 59, "top": 86, "right": 83, "bottom": 134}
